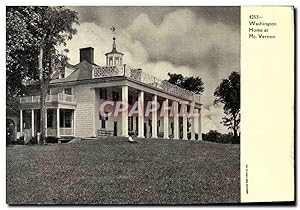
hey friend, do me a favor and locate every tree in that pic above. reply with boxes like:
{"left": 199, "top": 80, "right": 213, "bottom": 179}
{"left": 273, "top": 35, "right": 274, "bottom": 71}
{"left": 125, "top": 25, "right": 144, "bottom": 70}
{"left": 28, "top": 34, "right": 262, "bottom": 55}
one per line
{"left": 7, "top": 7, "right": 39, "bottom": 114}
{"left": 167, "top": 73, "right": 204, "bottom": 94}
{"left": 6, "top": 6, "right": 79, "bottom": 144}
{"left": 214, "top": 71, "right": 240, "bottom": 141}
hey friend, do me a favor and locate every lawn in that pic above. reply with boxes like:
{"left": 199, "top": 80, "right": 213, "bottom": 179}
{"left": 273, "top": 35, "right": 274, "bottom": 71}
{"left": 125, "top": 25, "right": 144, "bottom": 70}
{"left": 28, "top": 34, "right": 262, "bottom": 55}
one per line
{"left": 6, "top": 138, "right": 240, "bottom": 205}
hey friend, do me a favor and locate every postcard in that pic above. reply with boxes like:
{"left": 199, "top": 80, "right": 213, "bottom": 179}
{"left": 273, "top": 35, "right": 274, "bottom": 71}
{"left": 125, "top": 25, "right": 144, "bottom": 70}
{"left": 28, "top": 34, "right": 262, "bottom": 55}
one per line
{"left": 5, "top": 6, "right": 294, "bottom": 205}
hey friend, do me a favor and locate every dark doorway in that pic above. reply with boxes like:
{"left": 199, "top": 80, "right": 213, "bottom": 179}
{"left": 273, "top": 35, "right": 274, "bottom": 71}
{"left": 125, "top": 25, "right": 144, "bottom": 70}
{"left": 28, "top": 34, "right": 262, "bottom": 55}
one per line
{"left": 144, "top": 123, "right": 147, "bottom": 138}
{"left": 114, "top": 121, "right": 117, "bottom": 136}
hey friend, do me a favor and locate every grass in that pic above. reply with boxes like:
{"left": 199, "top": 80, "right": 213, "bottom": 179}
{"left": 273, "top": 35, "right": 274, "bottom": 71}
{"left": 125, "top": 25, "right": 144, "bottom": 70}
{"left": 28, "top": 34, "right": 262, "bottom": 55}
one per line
{"left": 6, "top": 138, "right": 240, "bottom": 205}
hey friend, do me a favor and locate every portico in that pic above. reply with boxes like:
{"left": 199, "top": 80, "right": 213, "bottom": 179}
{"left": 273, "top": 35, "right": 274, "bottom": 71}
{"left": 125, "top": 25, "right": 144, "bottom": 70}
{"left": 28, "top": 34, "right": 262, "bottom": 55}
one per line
{"left": 93, "top": 81, "right": 202, "bottom": 140}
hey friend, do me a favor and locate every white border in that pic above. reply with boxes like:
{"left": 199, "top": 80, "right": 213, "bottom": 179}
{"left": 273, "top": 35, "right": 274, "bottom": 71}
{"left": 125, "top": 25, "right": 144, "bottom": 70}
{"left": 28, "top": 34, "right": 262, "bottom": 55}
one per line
{"left": 1, "top": 1, "right": 298, "bottom": 209}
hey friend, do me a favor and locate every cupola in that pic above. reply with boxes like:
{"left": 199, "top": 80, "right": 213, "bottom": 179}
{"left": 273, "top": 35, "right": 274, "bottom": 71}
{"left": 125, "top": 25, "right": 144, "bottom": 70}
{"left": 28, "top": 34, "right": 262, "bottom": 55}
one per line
{"left": 105, "top": 26, "right": 124, "bottom": 66}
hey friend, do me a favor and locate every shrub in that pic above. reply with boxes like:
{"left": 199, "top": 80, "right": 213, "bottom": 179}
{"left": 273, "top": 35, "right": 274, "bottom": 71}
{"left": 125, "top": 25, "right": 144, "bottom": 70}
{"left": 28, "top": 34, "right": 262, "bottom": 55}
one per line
{"left": 203, "top": 130, "right": 221, "bottom": 142}
{"left": 203, "top": 130, "right": 239, "bottom": 144}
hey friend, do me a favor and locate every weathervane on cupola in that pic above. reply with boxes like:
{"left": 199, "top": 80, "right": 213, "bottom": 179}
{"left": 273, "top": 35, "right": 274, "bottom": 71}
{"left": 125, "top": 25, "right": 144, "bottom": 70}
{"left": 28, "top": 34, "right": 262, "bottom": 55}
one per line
{"left": 105, "top": 26, "right": 124, "bottom": 66}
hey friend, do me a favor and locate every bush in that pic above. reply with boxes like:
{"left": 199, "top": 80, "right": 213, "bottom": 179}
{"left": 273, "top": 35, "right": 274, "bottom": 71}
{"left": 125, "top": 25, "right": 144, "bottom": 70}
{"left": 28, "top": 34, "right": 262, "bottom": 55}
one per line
{"left": 203, "top": 130, "right": 240, "bottom": 144}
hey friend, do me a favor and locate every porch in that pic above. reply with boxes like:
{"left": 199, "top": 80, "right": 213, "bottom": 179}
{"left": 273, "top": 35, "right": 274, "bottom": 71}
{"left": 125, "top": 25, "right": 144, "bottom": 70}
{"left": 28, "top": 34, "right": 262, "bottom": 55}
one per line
{"left": 19, "top": 92, "right": 76, "bottom": 138}
{"left": 20, "top": 108, "right": 75, "bottom": 138}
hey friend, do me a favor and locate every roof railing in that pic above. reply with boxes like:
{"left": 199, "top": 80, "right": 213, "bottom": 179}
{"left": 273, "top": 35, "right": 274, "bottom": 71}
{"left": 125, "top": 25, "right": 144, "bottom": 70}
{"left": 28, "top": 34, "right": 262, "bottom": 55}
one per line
{"left": 20, "top": 93, "right": 76, "bottom": 104}
{"left": 92, "top": 64, "right": 201, "bottom": 103}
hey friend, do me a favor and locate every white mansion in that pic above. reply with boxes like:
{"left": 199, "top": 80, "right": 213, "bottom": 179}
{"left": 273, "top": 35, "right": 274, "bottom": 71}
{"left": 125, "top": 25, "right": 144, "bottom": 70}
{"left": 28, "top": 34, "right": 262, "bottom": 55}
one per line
{"left": 19, "top": 36, "right": 202, "bottom": 140}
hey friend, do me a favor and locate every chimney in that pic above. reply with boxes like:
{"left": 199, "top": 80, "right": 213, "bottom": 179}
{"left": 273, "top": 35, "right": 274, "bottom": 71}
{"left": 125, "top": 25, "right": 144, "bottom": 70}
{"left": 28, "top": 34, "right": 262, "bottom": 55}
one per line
{"left": 79, "top": 47, "right": 94, "bottom": 63}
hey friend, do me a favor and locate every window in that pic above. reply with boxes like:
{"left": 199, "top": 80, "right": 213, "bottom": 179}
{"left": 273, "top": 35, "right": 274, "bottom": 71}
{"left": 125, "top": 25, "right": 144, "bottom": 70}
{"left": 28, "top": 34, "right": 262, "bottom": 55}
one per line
{"left": 64, "top": 88, "right": 72, "bottom": 95}
{"left": 59, "top": 68, "right": 65, "bottom": 79}
{"left": 112, "top": 91, "right": 119, "bottom": 101}
{"left": 100, "top": 88, "right": 107, "bottom": 100}
{"left": 115, "top": 57, "right": 119, "bottom": 65}
{"left": 47, "top": 110, "right": 53, "bottom": 128}
{"left": 64, "top": 111, "right": 72, "bottom": 128}
{"left": 128, "top": 95, "right": 133, "bottom": 105}
{"left": 60, "top": 110, "right": 72, "bottom": 128}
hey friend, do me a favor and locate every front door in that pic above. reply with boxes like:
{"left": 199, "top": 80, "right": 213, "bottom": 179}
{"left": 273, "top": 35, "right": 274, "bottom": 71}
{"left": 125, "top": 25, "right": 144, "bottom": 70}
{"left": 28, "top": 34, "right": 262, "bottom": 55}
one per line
{"left": 113, "top": 121, "right": 117, "bottom": 136}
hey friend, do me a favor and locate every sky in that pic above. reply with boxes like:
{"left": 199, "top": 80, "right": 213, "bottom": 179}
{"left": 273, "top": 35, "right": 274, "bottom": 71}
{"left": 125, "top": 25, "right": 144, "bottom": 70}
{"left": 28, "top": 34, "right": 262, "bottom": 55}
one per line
{"left": 65, "top": 6, "right": 240, "bottom": 133}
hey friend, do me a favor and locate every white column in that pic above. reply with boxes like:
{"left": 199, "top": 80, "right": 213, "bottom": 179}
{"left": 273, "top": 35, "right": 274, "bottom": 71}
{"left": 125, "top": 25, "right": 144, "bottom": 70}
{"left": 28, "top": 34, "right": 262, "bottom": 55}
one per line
{"left": 138, "top": 90, "right": 144, "bottom": 138}
{"left": 92, "top": 89, "right": 96, "bottom": 137}
{"left": 31, "top": 109, "right": 35, "bottom": 137}
{"left": 190, "top": 115, "right": 195, "bottom": 140}
{"left": 163, "top": 98, "right": 169, "bottom": 139}
{"left": 151, "top": 95, "right": 158, "bottom": 138}
{"left": 198, "top": 108, "right": 202, "bottom": 140}
{"left": 57, "top": 108, "right": 60, "bottom": 138}
{"left": 173, "top": 102, "right": 179, "bottom": 139}
{"left": 182, "top": 103, "right": 188, "bottom": 140}
{"left": 20, "top": 110, "right": 23, "bottom": 136}
{"left": 121, "top": 85, "right": 129, "bottom": 137}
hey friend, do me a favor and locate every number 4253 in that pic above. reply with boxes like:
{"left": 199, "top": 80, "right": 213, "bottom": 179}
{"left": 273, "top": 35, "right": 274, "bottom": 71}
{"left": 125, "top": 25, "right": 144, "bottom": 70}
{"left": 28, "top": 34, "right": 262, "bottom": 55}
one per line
{"left": 249, "top": 15, "right": 259, "bottom": 19}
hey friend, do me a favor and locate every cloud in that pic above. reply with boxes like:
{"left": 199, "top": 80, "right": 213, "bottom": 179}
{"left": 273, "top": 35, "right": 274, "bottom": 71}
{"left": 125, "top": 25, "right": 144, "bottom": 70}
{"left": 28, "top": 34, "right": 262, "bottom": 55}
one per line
{"left": 64, "top": 8, "right": 239, "bottom": 134}
{"left": 125, "top": 9, "right": 240, "bottom": 70}
{"left": 122, "top": 9, "right": 239, "bottom": 106}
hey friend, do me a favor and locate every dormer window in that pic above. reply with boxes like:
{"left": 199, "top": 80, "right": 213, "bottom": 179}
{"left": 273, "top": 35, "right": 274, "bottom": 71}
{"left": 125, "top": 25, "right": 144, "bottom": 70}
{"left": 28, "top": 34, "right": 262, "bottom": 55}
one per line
{"left": 64, "top": 88, "right": 72, "bottom": 95}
